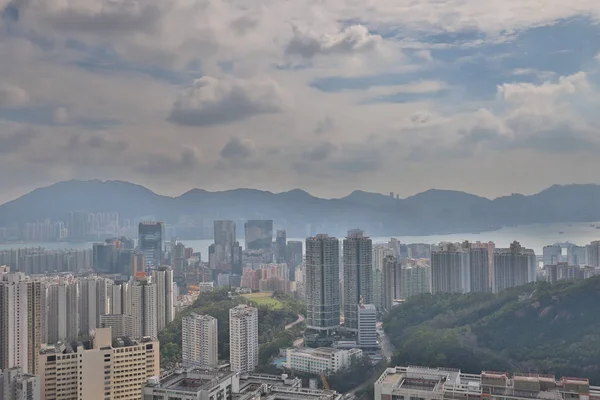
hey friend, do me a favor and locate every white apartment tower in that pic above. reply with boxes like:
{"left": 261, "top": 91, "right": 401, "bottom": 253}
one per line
{"left": 131, "top": 278, "right": 158, "bottom": 339}
{"left": 182, "top": 313, "right": 218, "bottom": 369}
{"left": 305, "top": 234, "right": 340, "bottom": 332}
{"left": 229, "top": 305, "right": 258, "bottom": 373}
{"left": 151, "top": 266, "right": 174, "bottom": 332}
{"left": 343, "top": 230, "right": 373, "bottom": 331}
{"left": 46, "top": 280, "right": 79, "bottom": 344}
{"left": 0, "top": 272, "right": 29, "bottom": 373}
{"left": 357, "top": 304, "right": 377, "bottom": 348}
{"left": 430, "top": 243, "right": 471, "bottom": 294}
{"left": 78, "top": 276, "right": 111, "bottom": 337}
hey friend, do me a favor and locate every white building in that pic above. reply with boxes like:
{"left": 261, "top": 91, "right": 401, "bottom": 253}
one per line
{"left": 285, "top": 347, "right": 362, "bottom": 375}
{"left": 0, "top": 272, "right": 30, "bottom": 373}
{"left": 357, "top": 304, "right": 377, "bottom": 348}
{"left": 78, "top": 276, "right": 111, "bottom": 337}
{"left": 182, "top": 313, "right": 218, "bottom": 369}
{"left": 151, "top": 266, "right": 174, "bottom": 332}
{"left": 46, "top": 280, "right": 79, "bottom": 345}
{"left": 430, "top": 243, "right": 471, "bottom": 294}
{"left": 305, "top": 234, "right": 340, "bottom": 332}
{"left": 0, "top": 366, "right": 41, "bottom": 400}
{"left": 229, "top": 304, "right": 258, "bottom": 373}
{"left": 130, "top": 278, "right": 158, "bottom": 339}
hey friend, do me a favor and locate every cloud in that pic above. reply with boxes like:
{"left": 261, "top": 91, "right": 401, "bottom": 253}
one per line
{"left": 302, "top": 141, "right": 337, "bottom": 161}
{"left": 0, "top": 83, "right": 29, "bottom": 107}
{"left": 137, "top": 145, "right": 200, "bottom": 175}
{"left": 53, "top": 107, "right": 68, "bottom": 123}
{"left": 285, "top": 25, "right": 382, "bottom": 59}
{"left": 314, "top": 117, "right": 335, "bottom": 135}
{"left": 168, "top": 76, "right": 286, "bottom": 126}
{"left": 0, "top": 128, "right": 38, "bottom": 154}
{"left": 220, "top": 136, "right": 255, "bottom": 160}
{"left": 497, "top": 72, "right": 589, "bottom": 102}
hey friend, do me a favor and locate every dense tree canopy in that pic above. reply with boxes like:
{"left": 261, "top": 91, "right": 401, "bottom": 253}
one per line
{"left": 383, "top": 277, "right": 600, "bottom": 383}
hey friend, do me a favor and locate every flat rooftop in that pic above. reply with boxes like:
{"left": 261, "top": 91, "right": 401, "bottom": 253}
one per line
{"left": 148, "top": 369, "right": 236, "bottom": 393}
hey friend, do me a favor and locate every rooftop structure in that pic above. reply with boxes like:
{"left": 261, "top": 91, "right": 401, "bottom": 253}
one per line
{"left": 142, "top": 368, "right": 238, "bottom": 400}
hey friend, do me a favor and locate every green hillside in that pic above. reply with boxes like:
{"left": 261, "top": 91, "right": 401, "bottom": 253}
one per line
{"left": 383, "top": 277, "right": 600, "bottom": 383}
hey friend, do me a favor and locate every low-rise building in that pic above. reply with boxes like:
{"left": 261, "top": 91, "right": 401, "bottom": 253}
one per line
{"left": 374, "top": 366, "right": 600, "bottom": 400}
{"left": 285, "top": 347, "right": 362, "bottom": 376}
{"left": 0, "top": 366, "right": 41, "bottom": 400}
{"left": 142, "top": 368, "right": 237, "bottom": 400}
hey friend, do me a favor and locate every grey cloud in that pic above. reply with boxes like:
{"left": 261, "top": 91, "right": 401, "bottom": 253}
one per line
{"left": 137, "top": 146, "right": 200, "bottom": 175}
{"left": 220, "top": 136, "right": 254, "bottom": 160}
{"left": 286, "top": 25, "right": 381, "bottom": 59}
{"left": 0, "top": 83, "right": 29, "bottom": 107}
{"left": 67, "top": 133, "right": 129, "bottom": 153}
{"left": 0, "top": 128, "right": 38, "bottom": 154}
{"left": 231, "top": 14, "right": 259, "bottom": 35}
{"left": 168, "top": 76, "right": 285, "bottom": 126}
{"left": 314, "top": 117, "right": 335, "bottom": 135}
{"left": 302, "top": 141, "right": 337, "bottom": 161}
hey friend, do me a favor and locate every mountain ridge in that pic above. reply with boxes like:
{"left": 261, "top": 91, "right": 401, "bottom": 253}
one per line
{"left": 2, "top": 180, "right": 600, "bottom": 237}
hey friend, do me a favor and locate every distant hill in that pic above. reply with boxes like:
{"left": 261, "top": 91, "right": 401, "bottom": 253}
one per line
{"left": 2, "top": 180, "right": 600, "bottom": 237}
{"left": 383, "top": 277, "right": 600, "bottom": 383}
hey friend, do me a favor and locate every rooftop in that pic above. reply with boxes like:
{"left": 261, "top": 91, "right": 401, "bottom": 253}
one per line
{"left": 147, "top": 369, "right": 236, "bottom": 393}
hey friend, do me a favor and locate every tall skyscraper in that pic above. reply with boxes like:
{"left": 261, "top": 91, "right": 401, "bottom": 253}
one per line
{"left": 494, "top": 241, "right": 536, "bottom": 292}
{"left": 343, "top": 229, "right": 373, "bottom": 332}
{"left": 130, "top": 278, "right": 158, "bottom": 339}
{"left": 214, "top": 221, "right": 236, "bottom": 270}
{"left": 382, "top": 256, "right": 401, "bottom": 312}
{"left": 152, "top": 266, "right": 174, "bottom": 332}
{"left": 305, "top": 234, "right": 340, "bottom": 332}
{"left": 567, "top": 245, "right": 586, "bottom": 266}
{"left": 586, "top": 241, "right": 600, "bottom": 267}
{"left": 244, "top": 220, "right": 273, "bottom": 251}
{"left": 0, "top": 272, "right": 30, "bottom": 372}
{"left": 172, "top": 241, "right": 186, "bottom": 276}
{"left": 46, "top": 279, "right": 79, "bottom": 344}
{"left": 398, "top": 260, "right": 431, "bottom": 300}
{"left": 138, "top": 221, "right": 164, "bottom": 270}
{"left": 357, "top": 304, "right": 377, "bottom": 348}
{"left": 430, "top": 243, "right": 470, "bottom": 294}
{"left": 229, "top": 305, "right": 258, "bottom": 373}
{"left": 78, "top": 276, "right": 111, "bottom": 337}
{"left": 286, "top": 241, "right": 303, "bottom": 281}
{"left": 182, "top": 313, "right": 218, "bottom": 369}
{"left": 543, "top": 245, "right": 563, "bottom": 266}
{"left": 275, "top": 230, "right": 287, "bottom": 263}
{"left": 26, "top": 281, "right": 43, "bottom": 375}
{"left": 67, "top": 210, "right": 90, "bottom": 240}
{"left": 467, "top": 245, "right": 490, "bottom": 293}
{"left": 373, "top": 245, "right": 395, "bottom": 311}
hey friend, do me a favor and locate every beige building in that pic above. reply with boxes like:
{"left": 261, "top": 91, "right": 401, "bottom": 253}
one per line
{"left": 38, "top": 327, "right": 159, "bottom": 400}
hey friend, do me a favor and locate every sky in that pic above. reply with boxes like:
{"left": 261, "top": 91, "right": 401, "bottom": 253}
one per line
{"left": 1, "top": 0, "right": 600, "bottom": 203}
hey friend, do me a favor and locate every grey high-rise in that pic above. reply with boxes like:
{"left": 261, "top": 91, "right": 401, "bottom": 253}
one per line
{"left": 213, "top": 221, "right": 236, "bottom": 271}
{"left": 305, "top": 234, "right": 340, "bottom": 332}
{"left": 343, "top": 229, "right": 372, "bottom": 332}
{"left": 244, "top": 220, "right": 273, "bottom": 251}
{"left": 275, "top": 230, "right": 287, "bottom": 263}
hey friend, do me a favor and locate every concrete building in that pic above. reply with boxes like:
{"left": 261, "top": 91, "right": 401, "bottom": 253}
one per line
{"left": 142, "top": 368, "right": 237, "bottom": 400}
{"left": 130, "top": 278, "right": 158, "bottom": 339}
{"left": 382, "top": 256, "right": 401, "bottom": 312}
{"left": 373, "top": 245, "right": 396, "bottom": 311}
{"left": 38, "top": 327, "right": 159, "bottom": 400}
{"left": 543, "top": 245, "right": 563, "bottom": 266}
{"left": 285, "top": 347, "right": 362, "bottom": 375}
{"left": 468, "top": 245, "right": 491, "bottom": 293}
{"left": 78, "top": 276, "right": 111, "bottom": 337}
{"left": 343, "top": 230, "right": 373, "bottom": 331}
{"left": 357, "top": 304, "right": 377, "bottom": 348}
{"left": 100, "top": 314, "right": 134, "bottom": 338}
{"left": 46, "top": 279, "right": 79, "bottom": 345}
{"left": 567, "top": 245, "right": 587, "bottom": 266}
{"left": 229, "top": 305, "right": 258, "bottom": 373}
{"left": 151, "top": 266, "right": 174, "bottom": 332}
{"left": 0, "top": 272, "right": 30, "bottom": 373}
{"left": 305, "top": 234, "right": 340, "bottom": 332}
{"left": 494, "top": 241, "right": 536, "bottom": 293}
{"left": 586, "top": 241, "right": 600, "bottom": 267}
{"left": 430, "top": 243, "right": 470, "bottom": 294}
{"left": 0, "top": 366, "right": 41, "bottom": 400}
{"left": 213, "top": 220, "right": 236, "bottom": 271}
{"left": 182, "top": 313, "right": 218, "bottom": 369}
{"left": 398, "top": 259, "right": 431, "bottom": 300}
{"left": 275, "top": 230, "right": 287, "bottom": 263}
{"left": 244, "top": 220, "right": 273, "bottom": 252}
{"left": 286, "top": 241, "right": 303, "bottom": 280}
{"left": 374, "top": 366, "right": 600, "bottom": 400}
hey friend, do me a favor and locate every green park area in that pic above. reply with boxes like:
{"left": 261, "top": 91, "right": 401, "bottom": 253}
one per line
{"left": 242, "top": 292, "right": 283, "bottom": 309}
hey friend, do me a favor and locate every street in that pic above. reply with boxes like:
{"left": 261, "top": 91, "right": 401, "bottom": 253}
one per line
{"left": 377, "top": 322, "right": 394, "bottom": 361}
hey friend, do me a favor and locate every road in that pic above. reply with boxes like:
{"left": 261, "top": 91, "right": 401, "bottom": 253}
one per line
{"left": 377, "top": 322, "right": 395, "bottom": 361}
{"left": 285, "top": 314, "right": 305, "bottom": 330}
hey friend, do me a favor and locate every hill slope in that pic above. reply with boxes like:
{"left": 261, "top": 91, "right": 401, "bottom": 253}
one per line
{"left": 2, "top": 180, "right": 600, "bottom": 237}
{"left": 383, "top": 277, "right": 600, "bottom": 383}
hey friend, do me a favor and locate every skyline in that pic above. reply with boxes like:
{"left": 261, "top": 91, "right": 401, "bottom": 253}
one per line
{"left": 1, "top": 2, "right": 600, "bottom": 203}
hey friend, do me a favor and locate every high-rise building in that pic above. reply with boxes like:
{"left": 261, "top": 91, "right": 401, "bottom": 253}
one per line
{"left": 26, "top": 281, "right": 43, "bottom": 375}
{"left": 151, "top": 266, "right": 174, "bottom": 332}
{"left": 468, "top": 245, "right": 490, "bottom": 293}
{"left": 138, "top": 221, "right": 164, "bottom": 270}
{"left": 130, "top": 278, "right": 158, "bottom": 339}
{"left": 229, "top": 305, "right": 258, "bottom": 373}
{"left": 172, "top": 241, "right": 186, "bottom": 276}
{"left": 398, "top": 260, "right": 431, "bottom": 300}
{"left": 382, "top": 256, "right": 400, "bottom": 311}
{"left": 182, "top": 313, "right": 218, "bottom": 369}
{"left": 286, "top": 241, "right": 303, "bottom": 281}
{"left": 244, "top": 220, "right": 273, "bottom": 251}
{"left": 567, "top": 245, "right": 586, "bottom": 266}
{"left": 373, "top": 245, "right": 396, "bottom": 311}
{"left": 543, "top": 244, "right": 563, "bottom": 266}
{"left": 0, "top": 366, "right": 41, "bottom": 400}
{"left": 0, "top": 271, "right": 30, "bottom": 373}
{"left": 305, "top": 234, "right": 340, "bottom": 332}
{"left": 38, "top": 327, "right": 159, "bottom": 400}
{"left": 586, "top": 241, "right": 600, "bottom": 267}
{"left": 343, "top": 229, "right": 373, "bottom": 332}
{"left": 92, "top": 241, "right": 116, "bottom": 273}
{"left": 494, "top": 241, "right": 536, "bottom": 292}
{"left": 430, "top": 243, "right": 470, "bottom": 294}
{"left": 471, "top": 241, "right": 495, "bottom": 292}
{"left": 357, "top": 304, "right": 377, "bottom": 348}
{"left": 67, "top": 210, "right": 90, "bottom": 241}
{"left": 46, "top": 279, "right": 79, "bottom": 344}
{"left": 275, "top": 230, "right": 287, "bottom": 263}
{"left": 78, "top": 276, "right": 111, "bottom": 337}
{"left": 213, "top": 221, "right": 236, "bottom": 271}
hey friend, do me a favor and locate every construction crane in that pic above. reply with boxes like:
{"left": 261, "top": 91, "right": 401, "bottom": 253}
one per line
{"left": 320, "top": 374, "right": 330, "bottom": 390}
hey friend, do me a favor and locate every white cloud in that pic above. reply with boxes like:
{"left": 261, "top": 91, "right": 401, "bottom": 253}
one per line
{"left": 0, "top": 83, "right": 29, "bottom": 107}
{"left": 286, "top": 25, "right": 381, "bottom": 58}
{"left": 168, "top": 76, "right": 287, "bottom": 126}
{"left": 53, "top": 107, "right": 68, "bottom": 123}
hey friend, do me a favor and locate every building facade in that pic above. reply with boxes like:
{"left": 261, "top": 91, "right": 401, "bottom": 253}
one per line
{"left": 343, "top": 230, "right": 373, "bottom": 331}
{"left": 182, "top": 313, "right": 218, "bottom": 369}
{"left": 138, "top": 221, "right": 164, "bottom": 270}
{"left": 229, "top": 305, "right": 258, "bottom": 373}
{"left": 357, "top": 304, "right": 377, "bottom": 348}
{"left": 285, "top": 347, "right": 362, "bottom": 375}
